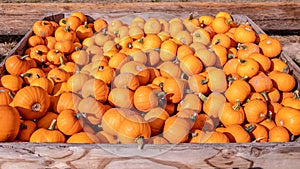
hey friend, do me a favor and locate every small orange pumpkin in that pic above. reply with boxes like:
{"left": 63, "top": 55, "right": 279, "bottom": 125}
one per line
{"left": 0, "top": 105, "right": 21, "bottom": 142}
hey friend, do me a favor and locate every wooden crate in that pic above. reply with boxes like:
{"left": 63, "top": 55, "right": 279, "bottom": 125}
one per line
{"left": 0, "top": 12, "right": 300, "bottom": 169}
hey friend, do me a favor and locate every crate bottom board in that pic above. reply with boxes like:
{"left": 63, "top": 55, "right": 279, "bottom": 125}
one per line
{"left": 0, "top": 142, "right": 299, "bottom": 168}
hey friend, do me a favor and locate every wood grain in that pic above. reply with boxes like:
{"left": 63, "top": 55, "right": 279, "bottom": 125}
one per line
{"left": 0, "top": 142, "right": 300, "bottom": 169}
{"left": 0, "top": 2, "right": 299, "bottom": 35}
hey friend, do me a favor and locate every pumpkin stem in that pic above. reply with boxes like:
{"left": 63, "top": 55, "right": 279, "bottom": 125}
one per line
{"left": 252, "top": 137, "right": 265, "bottom": 143}
{"left": 138, "top": 37, "right": 144, "bottom": 44}
{"left": 20, "top": 123, "right": 28, "bottom": 130}
{"left": 32, "top": 103, "right": 42, "bottom": 112}
{"left": 173, "top": 57, "right": 180, "bottom": 64}
{"left": 154, "top": 48, "right": 160, "bottom": 52}
{"left": 214, "top": 39, "right": 221, "bottom": 45}
{"left": 184, "top": 89, "right": 194, "bottom": 94}
{"left": 227, "top": 53, "right": 234, "bottom": 59}
{"left": 65, "top": 24, "right": 71, "bottom": 32}
{"left": 98, "top": 66, "right": 105, "bottom": 71}
{"left": 225, "top": 18, "right": 232, "bottom": 25}
{"left": 180, "top": 72, "right": 189, "bottom": 80}
{"left": 135, "top": 136, "right": 145, "bottom": 150}
{"left": 20, "top": 55, "right": 29, "bottom": 60}
{"left": 188, "top": 13, "right": 194, "bottom": 20}
{"left": 48, "top": 119, "right": 57, "bottom": 130}
{"left": 190, "top": 112, "right": 198, "bottom": 122}
{"left": 260, "top": 91, "right": 269, "bottom": 101}
{"left": 190, "top": 132, "right": 198, "bottom": 138}
{"left": 156, "top": 91, "right": 167, "bottom": 98}
{"left": 35, "top": 50, "right": 43, "bottom": 56}
{"left": 294, "top": 90, "right": 300, "bottom": 100}
{"left": 21, "top": 73, "right": 33, "bottom": 78}
{"left": 60, "top": 56, "right": 66, "bottom": 65}
{"left": 245, "top": 124, "right": 256, "bottom": 133}
{"left": 102, "top": 27, "right": 107, "bottom": 35}
{"left": 267, "top": 111, "right": 273, "bottom": 120}
{"left": 237, "top": 43, "right": 247, "bottom": 50}
{"left": 201, "top": 79, "right": 208, "bottom": 85}
{"left": 158, "top": 82, "right": 164, "bottom": 88}
{"left": 199, "top": 21, "right": 206, "bottom": 28}
{"left": 8, "top": 91, "right": 15, "bottom": 99}
{"left": 198, "top": 93, "right": 208, "bottom": 102}
{"left": 75, "top": 46, "right": 81, "bottom": 51}
{"left": 75, "top": 112, "right": 87, "bottom": 120}
{"left": 84, "top": 21, "right": 89, "bottom": 29}
{"left": 238, "top": 59, "right": 246, "bottom": 64}
{"left": 240, "top": 76, "right": 248, "bottom": 81}
{"left": 232, "top": 99, "right": 241, "bottom": 110}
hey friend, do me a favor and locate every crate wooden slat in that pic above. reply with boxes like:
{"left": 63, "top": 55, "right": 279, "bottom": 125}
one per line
{"left": 0, "top": 12, "right": 300, "bottom": 169}
{"left": 0, "top": 142, "right": 299, "bottom": 169}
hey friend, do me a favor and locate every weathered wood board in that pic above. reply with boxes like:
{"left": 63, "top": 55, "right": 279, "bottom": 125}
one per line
{"left": 0, "top": 142, "right": 300, "bottom": 169}
{"left": 0, "top": 2, "right": 299, "bottom": 35}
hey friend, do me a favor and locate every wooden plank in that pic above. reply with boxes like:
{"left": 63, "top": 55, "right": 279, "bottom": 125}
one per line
{"left": 0, "top": 142, "right": 300, "bottom": 169}
{"left": 0, "top": 2, "right": 299, "bottom": 35}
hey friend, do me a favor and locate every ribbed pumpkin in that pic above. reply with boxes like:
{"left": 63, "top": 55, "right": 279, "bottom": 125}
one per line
{"left": 101, "top": 108, "right": 151, "bottom": 144}
{"left": 12, "top": 86, "right": 50, "bottom": 120}
{"left": 0, "top": 105, "right": 21, "bottom": 142}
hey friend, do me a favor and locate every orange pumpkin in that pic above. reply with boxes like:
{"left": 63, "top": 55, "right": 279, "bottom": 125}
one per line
{"left": 223, "top": 124, "right": 251, "bottom": 143}
{"left": 219, "top": 100, "right": 245, "bottom": 127}
{"left": 12, "top": 86, "right": 50, "bottom": 120}
{"left": 81, "top": 78, "right": 109, "bottom": 103}
{"left": 67, "top": 132, "right": 99, "bottom": 144}
{"left": 144, "top": 107, "right": 170, "bottom": 136}
{"left": 259, "top": 37, "right": 282, "bottom": 58}
{"left": 30, "top": 119, "right": 65, "bottom": 143}
{"left": 0, "top": 87, "right": 13, "bottom": 106}
{"left": 236, "top": 58, "right": 260, "bottom": 78}
{"left": 275, "top": 107, "right": 300, "bottom": 136}
{"left": 32, "top": 20, "right": 54, "bottom": 38}
{"left": 244, "top": 123, "right": 268, "bottom": 142}
{"left": 1, "top": 75, "right": 23, "bottom": 92}
{"left": 177, "top": 93, "right": 202, "bottom": 113}
{"left": 268, "top": 126, "right": 290, "bottom": 142}
{"left": 5, "top": 55, "right": 35, "bottom": 76}
{"left": 55, "top": 92, "right": 81, "bottom": 113}
{"left": 243, "top": 99, "right": 268, "bottom": 123}
{"left": 133, "top": 86, "right": 166, "bottom": 112}
{"left": 268, "top": 71, "right": 296, "bottom": 92}
{"left": 0, "top": 105, "right": 20, "bottom": 142}
{"left": 57, "top": 109, "right": 83, "bottom": 136}
{"left": 17, "top": 120, "right": 37, "bottom": 142}
{"left": 187, "top": 74, "right": 210, "bottom": 95}
{"left": 36, "top": 111, "right": 58, "bottom": 129}
{"left": 199, "top": 92, "right": 226, "bottom": 118}
{"left": 163, "top": 77, "right": 187, "bottom": 104}
{"left": 112, "top": 73, "right": 140, "bottom": 91}
{"left": 248, "top": 71, "right": 273, "bottom": 93}
{"left": 102, "top": 108, "right": 151, "bottom": 144}
{"left": 234, "top": 23, "right": 256, "bottom": 43}
{"left": 77, "top": 97, "right": 106, "bottom": 125}
{"left": 163, "top": 116, "right": 191, "bottom": 143}
{"left": 225, "top": 79, "right": 251, "bottom": 104}
{"left": 108, "top": 88, "right": 134, "bottom": 109}
{"left": 120, "top": 61, "right": 150, "bottom": 85}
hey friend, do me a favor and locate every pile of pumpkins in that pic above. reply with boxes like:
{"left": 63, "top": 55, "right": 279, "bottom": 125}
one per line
{"left": 0, "top": 11, "right": 299, "bottom": 146}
